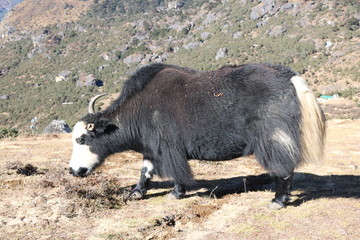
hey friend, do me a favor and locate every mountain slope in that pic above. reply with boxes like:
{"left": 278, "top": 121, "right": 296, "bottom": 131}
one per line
{"left": 0, "top": 0, "right": 359, "bottom": 132}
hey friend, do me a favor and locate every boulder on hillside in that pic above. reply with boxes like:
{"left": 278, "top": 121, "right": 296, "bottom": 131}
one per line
{"left": 268, "top": 25, "right": 287, "bottom": 36}
{"left": 281, "top": 3, "right": 294, "bottom": 11}
{"left": 250, "top": 0, "right": 281, "bottom": 20}
{"left": 184, "top": 42, "right": 200, "bottom": 50}
{"left": 203, "top": 13, "right": 217, "bottom": 25}
{"left": 133, "top": 20, "right": 152, "bottom": 32}
{"left": 299, "top": 16, "right": 311, "bottom": 27}
{"left": 43, "top": 120, "right": 71, "bottom": 134}
{"left": 76, "top": 72, "right": 103, "bottom": 87}
{"left": 215, "top": 48, "right": 228, "bottom": 60}
{"left": 232, "top": 31, "right": 242, "bottom": 39}
{"left": 55, "top": 70, "right": 72, "bottom": 82}
{"left": 123, "top": 53, "right": 144, "bottom": 66}
{"left": 0, "top": 95, "right": 9, "bottom": 100}
{"left": 168, "top": 1, "right": 184, "bottom": 9}
{"left": 59, "top": 70, "right": 72, "bottom": 78}
{"left": 55, "top": 76, "right": 65, "bottom": 82}
{"left": 74, "top": 24, "right": 86, "bottom": 32}
{"left": 200, "top": 32, "right": 211, "bottom": 40}
{"left": 99, "top": 52, "right": 112, "bottom": 61}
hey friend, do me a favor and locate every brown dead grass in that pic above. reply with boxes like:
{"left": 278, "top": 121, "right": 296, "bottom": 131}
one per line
{"left": 0, "top": 119, "right": 359, "bottom": 240}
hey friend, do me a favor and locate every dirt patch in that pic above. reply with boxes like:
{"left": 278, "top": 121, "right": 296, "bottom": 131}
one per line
{"left": 0, "top": 120, "right": 360, "bottom": 239}
{"left": 320, "top": 98, "right": 360, "bottom": 119}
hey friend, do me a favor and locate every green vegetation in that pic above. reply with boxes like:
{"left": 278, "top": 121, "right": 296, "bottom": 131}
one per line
{"left": 0, "top": 0, "right": 359, "bottom": 133}
{"left": 0, "top": 128, "right": 19, "bottom": 139}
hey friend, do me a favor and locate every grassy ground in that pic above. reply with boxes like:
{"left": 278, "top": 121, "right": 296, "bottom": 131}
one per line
{"left": 0, "top": 119, "right": 359, "bottom": 240}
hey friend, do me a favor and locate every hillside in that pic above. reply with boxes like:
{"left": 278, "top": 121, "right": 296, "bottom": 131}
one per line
{"left": 0, "top": 0, "right": 24, "bottom": 22}
{"left": 0, "top": 0, "right": 91, "bottom": 30}
{"left": 0, "top": 0, "right": 359, "bottom": 132}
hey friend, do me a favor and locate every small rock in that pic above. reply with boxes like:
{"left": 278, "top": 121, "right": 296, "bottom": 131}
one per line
{"left": 325, "top": 41, "right": 333, "bottom": 49}
{"left": 0, "top": 94, "right": 9, "bottom": 100}
{"left": 232, "top": 31, "right": 242, "bottom": 39}
{"left": 123, "top": 53, "right": 144, "bottom": 65}
{"left": 200, "top": 32, "right": 211, "bottom": 40}
{"left": 99, "top": 52, "right": 112, "bottom": 61}
{"left": 215, "top": 48, "right": 228, "bottom": 60}
{"left": 7, "top": 218, "right": 24, "bottom": 226}
{"left": 281, "top": 3, "right": 294, "bottom": 10}
{"left": 250, "top": 0, "right": 281, "bottom": 20}
{"left": 168, "top": 1, "right": 184, "bottom": 9}
{"left": 184, "top": 42, "right": 200, "bottom": 50}
{"left": 59, "top": 70, "right": 72, "bottom": 78}
{"left": 74, "top": 24, "right": 86, "bottom": 32}
{"left": 256, "top": 18, "right": 269, "bottom": 27}
{"left": 338, "top": 228, "right": 348, "bottom": 235}
{"left": 203, "top": 13, "right": 217, "bottom": 25}
{"left": 31, "top": 34, "right": 47, "bottom": 48}
{"left": 349, "top": 164, "right": 358, "bottom": 170}
{"left": 85, "top": 75, "right": 95, "bottom": 87}
{"left": 300, "top": 16, "right": 311, "bottom": 27}
{"left": 55, "top": 76, "right": 65, "bottom": 82}
{"left": 268, "top": 25, "right": 287, "bottom": 36}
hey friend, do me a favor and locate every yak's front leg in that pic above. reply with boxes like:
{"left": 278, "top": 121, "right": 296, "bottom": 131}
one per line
{"left": 269, "top": 172, "right": 294, "bottom": 209}
{"left": 129, "top": 159, "right": 154, "bottom": 200}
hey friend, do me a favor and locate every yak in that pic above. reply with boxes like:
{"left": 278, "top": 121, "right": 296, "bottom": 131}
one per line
{"left": 69, "top": 63, "right": 326, "bottom": 209}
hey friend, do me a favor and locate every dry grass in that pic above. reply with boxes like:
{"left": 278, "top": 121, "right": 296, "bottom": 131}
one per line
{"left": 0, "top": 120, "right": 359, "bottom": 239}
{"left": 0, "top": 0, "right": 92, "bottom": 31}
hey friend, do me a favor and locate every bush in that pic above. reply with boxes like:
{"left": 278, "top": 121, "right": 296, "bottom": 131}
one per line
{"left": 345, "top": 17, "right": 360, "bottom": 31}
{"left": 0, "top": 128, "right": 19, "bottom": 139}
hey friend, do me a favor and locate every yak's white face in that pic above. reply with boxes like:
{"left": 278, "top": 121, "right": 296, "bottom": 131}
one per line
{"left": 69, "top": 121, "right": 100, "bottom": 177}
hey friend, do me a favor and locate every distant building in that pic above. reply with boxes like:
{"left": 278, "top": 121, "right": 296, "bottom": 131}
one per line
{"left": 320, "top": 94, "right": 339, "bottom": 100}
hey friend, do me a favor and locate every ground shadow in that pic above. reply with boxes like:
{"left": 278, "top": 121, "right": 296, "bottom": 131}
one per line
{"left": 141, "top": 173, "right": 360, "bottom": 206}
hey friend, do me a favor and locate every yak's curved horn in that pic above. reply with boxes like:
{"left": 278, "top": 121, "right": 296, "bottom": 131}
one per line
{"left": 88, "top": 93, "right": 108, "bottom": 114}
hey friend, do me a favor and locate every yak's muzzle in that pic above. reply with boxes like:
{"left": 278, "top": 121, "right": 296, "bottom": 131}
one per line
{"left": 69, "top": 167, "right": 89, "bottom": 177}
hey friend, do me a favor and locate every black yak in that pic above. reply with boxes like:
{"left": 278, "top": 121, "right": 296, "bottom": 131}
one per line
{"left": 69, "top": 63, "right": 326, "bottom": 208}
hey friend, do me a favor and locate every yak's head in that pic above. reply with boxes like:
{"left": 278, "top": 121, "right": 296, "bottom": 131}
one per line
{"left": 69, "top": 94, "right": 116, "bottom": 177}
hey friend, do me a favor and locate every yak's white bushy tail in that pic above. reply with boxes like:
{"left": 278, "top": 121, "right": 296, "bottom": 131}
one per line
{"left": 291, "top": 76, "right": 326, "bottom": 165}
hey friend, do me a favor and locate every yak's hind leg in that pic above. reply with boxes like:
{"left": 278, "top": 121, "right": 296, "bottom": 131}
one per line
{"left": 254, "top": 125, "right": 301, "bottom": 209}
{"left": 129, "top": 159, "right": 154, "bottom": 200}
{"left": 169, "top": 183, "right": 186, "bottom": 199}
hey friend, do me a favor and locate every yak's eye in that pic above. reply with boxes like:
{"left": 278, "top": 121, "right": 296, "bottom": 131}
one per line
{"left": 86, "top": 123, "right": 95, "bottom": 131}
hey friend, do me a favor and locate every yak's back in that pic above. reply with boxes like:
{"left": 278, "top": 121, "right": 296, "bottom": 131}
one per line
{"left": 107, "top": 64, "right": 197, "bottom": 112}
{"left": 107, "top": 63, "right": 297, "bottom": 114}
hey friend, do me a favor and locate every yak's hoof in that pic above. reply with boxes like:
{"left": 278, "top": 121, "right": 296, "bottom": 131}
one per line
{"left": 269, "top": 199, "right": 285, "bottom": 210}
{"left": 169, "top": 189, "right": 185, "bottom": 199}
{"left": 128, "top": 189, "right": 144, "bottom": 200}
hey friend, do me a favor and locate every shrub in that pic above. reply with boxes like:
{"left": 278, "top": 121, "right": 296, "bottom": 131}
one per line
{"left": 0, "top": 128, "right": 19, "bottom": 139}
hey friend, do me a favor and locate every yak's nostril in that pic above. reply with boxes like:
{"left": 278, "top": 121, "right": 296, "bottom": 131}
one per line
{"left": 76, "top": 137, "right": 86, "bottom": 145}
{"left": 77, "top": 167, "right": 88, "bottom": 177}
{"left": 69, "top": 167, "right": 88, "bottom": 177}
